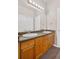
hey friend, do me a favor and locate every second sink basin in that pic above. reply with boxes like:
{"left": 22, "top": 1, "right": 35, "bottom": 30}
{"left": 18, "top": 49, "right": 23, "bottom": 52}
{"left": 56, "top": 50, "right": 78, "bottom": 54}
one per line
{"left": 23, "top": 33, "right": 38, "bottom": 38}
{"left": 42, "top": 31, "right": 51, "bottom": 34}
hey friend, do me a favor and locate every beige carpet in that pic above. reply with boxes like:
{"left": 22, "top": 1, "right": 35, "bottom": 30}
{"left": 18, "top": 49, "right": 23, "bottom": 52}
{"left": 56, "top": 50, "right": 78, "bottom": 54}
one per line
{"left": 40, "top": 46, "right": 60, "bottom": 59}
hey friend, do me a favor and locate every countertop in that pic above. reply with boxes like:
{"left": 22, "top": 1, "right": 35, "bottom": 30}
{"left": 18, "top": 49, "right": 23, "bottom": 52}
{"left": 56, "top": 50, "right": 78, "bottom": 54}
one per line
{"left": 18, "top": 30, "right": 55, "bottom": 42}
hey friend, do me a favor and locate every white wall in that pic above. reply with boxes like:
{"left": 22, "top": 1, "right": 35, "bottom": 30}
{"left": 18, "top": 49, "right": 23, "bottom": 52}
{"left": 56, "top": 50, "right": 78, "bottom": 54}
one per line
{"left": 39, "top": 0, "right": 60, "bottom": 30}
{"left": 56, "top": 8, "right": 60, "bottom": 47}
{"left": 46, "top": 0, "right": 59, "bottom": 30}
{"left": 34, "top": 15, "right": 41, "bottom": 30}
{"left": 18, "top": 14, "right": 34, "bottom": 32}
{"left": 18, "top": 0, "right": 41, "bottom": 32}
{"left": 40, "top": 12, "right": 47, "bottom": 29}
{"left": 18, "top": 0, "right": 34, "bottom": 32}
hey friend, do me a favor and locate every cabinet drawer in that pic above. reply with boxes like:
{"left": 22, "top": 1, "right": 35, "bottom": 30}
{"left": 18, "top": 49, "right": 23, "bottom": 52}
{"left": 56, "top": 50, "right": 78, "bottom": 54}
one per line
{"left": 21, "top": 40, "right": 34, "bottom": 49}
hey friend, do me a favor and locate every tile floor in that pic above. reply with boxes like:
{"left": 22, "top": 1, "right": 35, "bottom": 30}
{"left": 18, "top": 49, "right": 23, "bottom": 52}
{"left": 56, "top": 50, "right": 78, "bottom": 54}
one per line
{"left": 40, "top": 46, "right": 60, "bottom": 59}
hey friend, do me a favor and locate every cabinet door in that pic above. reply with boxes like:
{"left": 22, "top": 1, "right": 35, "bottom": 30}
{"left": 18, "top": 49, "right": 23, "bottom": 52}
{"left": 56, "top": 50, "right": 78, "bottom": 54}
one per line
{"left": 42, "top": 36, "right": 48, "bottom": 54}
{"left": 21, "top": 40, "right": 34, "bottom": 59}
{"left": 21, "top": 46, "right": 34, "bottom": 59}
{"left": 50, "top": 33, "right": 55, "bottom": 46}
{"left": 48, "top": 33, "right": 55, "bottom": 48}
{"left": 35, "top": 37, "right": 42, "bottom": 59}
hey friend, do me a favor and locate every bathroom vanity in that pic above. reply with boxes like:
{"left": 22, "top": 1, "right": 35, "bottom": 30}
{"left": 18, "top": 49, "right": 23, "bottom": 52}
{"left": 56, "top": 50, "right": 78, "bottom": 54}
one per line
{"left": 18, "top": 30, "right": 55, "bottom": 59}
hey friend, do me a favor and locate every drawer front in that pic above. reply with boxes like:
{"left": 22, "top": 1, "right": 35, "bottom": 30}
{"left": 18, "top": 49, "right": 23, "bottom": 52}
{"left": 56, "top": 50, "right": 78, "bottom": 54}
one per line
{"left": 21, "top": 40, "right": 34, "bottom": 49}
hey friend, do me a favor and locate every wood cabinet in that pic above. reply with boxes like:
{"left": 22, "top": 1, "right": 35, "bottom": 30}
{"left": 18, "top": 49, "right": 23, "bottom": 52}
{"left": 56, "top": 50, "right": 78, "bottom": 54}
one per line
{"left": 19, "top": 32, "right": 55, "bottom": 59}
{"left": 34, "top": 33, "right": 55, "bottom": 59}
{"left": 21, "top": 40, "right": 34, "bottom": 59}
{"left": 18, "top": 43, "right": 20, "bottom": 59}
{"left": 42, "top": 35, "right": 49, "bottom": 54}
{"left": 48, "top": 33, "right": 55, "bottom": 48}
{"left": 35, "top": 37, "right": 43, "bottom": 59}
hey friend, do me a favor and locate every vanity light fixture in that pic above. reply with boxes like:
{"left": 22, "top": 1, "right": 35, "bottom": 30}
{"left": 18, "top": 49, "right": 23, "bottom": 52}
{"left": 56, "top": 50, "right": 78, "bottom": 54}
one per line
{"left": 28, "top": 0, "right": 44, "bottom": 11}
{"left": 25, "top": 2, "right": 41, "bottom": 11}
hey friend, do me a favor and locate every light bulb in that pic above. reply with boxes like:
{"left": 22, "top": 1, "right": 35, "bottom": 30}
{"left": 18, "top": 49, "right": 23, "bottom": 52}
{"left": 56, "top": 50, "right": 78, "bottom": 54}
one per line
{"left": 29, "top": 0, "right": 32, "bottom": 3}
{"left": 32, "top": 1, "right": 36, "bottom": 5}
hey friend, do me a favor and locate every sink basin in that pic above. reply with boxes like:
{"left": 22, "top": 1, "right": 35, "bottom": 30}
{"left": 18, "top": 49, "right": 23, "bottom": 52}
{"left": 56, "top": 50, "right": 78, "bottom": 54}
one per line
{"left": 42, "top": 31, "right": 51, "bottom": 34}
{"left": 23, "top": 33, "right": 38, "bottom": 38}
